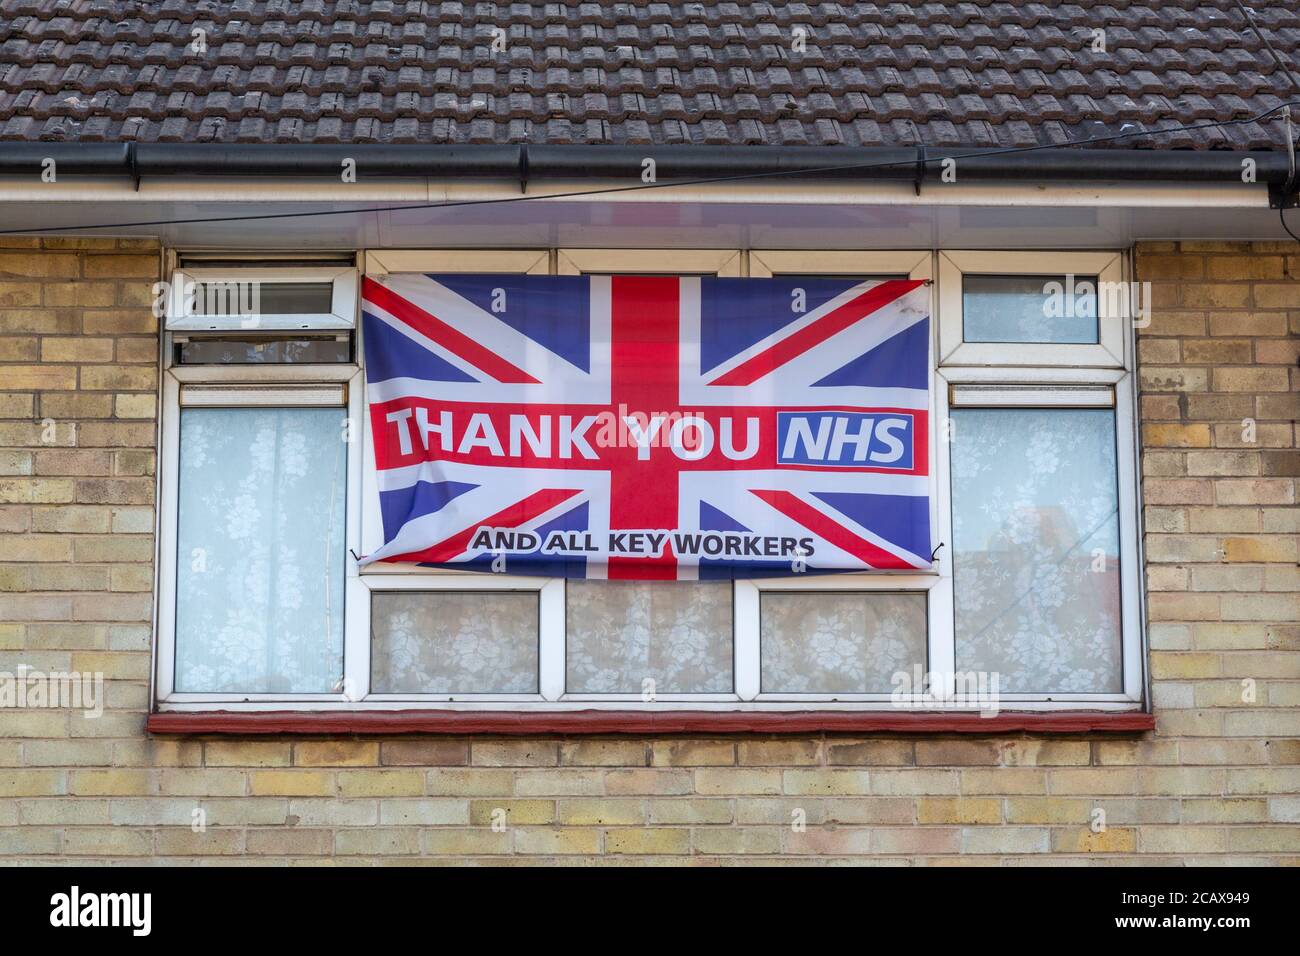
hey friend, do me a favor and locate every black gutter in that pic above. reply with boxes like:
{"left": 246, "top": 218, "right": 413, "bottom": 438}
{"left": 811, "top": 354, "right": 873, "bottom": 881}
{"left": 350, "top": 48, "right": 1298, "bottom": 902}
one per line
{"left": 0, "top": 142, "right": 1293, "bottom": 202}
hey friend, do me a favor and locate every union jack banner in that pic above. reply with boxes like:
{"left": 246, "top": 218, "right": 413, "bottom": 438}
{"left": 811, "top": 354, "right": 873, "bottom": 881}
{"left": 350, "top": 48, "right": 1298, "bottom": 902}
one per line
{"left": 360, "top": 273, "right": 933, "bottom": 580}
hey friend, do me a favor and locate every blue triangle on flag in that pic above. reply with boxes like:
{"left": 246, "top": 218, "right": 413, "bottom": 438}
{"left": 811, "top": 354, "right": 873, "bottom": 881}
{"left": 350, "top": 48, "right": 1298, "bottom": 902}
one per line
{"left": 431, "top": 274, "right": 591, "bottom": 372}
{"left": 363, "top": 312, "right": 478, "bottom": 383}
{"left": 700, "top": 500, "right": 750, "bottom": 532}
{"left": 812, "top": 491, "right": 930, "bottom": 561}
{"left": 380, "top": 479, "right": 477, "bottom": 540}
{"left": 700, "top": 277, "right": 865, "bottom": 374}
{"left": 813, "top": 318, "right": 929, "bottom": 389}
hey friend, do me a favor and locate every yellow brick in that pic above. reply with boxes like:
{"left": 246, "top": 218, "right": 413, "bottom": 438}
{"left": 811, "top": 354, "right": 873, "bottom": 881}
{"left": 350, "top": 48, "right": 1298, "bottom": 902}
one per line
{"left": 783, "top": 769, "right": 871, "bottom": 795}
{"left": 604, "top": 828, "right": 690, "bottom": 855}
{"left": 600, "top": 769, "right": 693, "bottom": 797}
{"left": 62, "top": 828, "right": 153, "bottom": 856}
{"left": 558, "top": 740, "right": 647, "bottom": 766}
{"left": 41, "top": 337, "right": 114, "bottom": 362}
{"left": 646, "top": 797, "right": 733, "bottom": 824}
{"left": 336, "top": 769, "right": 422, "bottom": 797}
{"left": 1057, "top": 827, "right": 1137, "bottom": 853}
{"left": 0, "top": 770, "right": 65, "bottom": 796}
{"left": 1143, "top": 423, "right": 1212, "bottom": 447}
{"left": 737, "top": 740, "right": 820, "bottom": 765}
{"left": 1223, "top": 536, "right": 1296, "bottom": 563}
{"left": 469, "top": 799, "right": 555, "bottom": 825}
{"left": 294, "top": 741, "right": 379, "bottom": 767}
{"left": 694, "top": 768, "right": 782, "bottom": 795}
{"left": 692, "top": 828, "right": 780, "bottom": 855}
{"left": 1150, "top": 652, "right": 1220, "bottom": 679}
{"left": 1048, "top": 769, "right": 1139, "bottom": 795}
{"left": 114, "top": 393, "right": 156, "bottom": 419}
{"left": 513, "top": 827, "right": 602, "bottom": 855}
{"left": 556, "top": 798, "right": 645, "bottom": 825}
{"left": 155, "top": 828, "right": 244, "bottom": 856}
{"left": 998, "top": 741, "right": 1092, "bottom": 767}
{"left": 205, "top": 741, "right": 292, "bottom": 768}
{"left": 650, "top": 740, "right": 735, "bottom": 766}
{"left": 332, "top": 828, "right": 420, "bottom": 855}
{"left": 1139, "top": 826, "right": 1227, "bottom": 854}
{"left": 248, "top": 771, "right": 334, "bottom": 796}
{"left": 917, "top": 797, "right": 1002, "bottom": 824}
{"left": 0, "top": 251, "right": 80, "bottom": 277}
{"left": 79, "top": 365, "right": 156, "bottom": 391}
{"left": 83, "top": 255, "right": 159, "bottom": 279}
{"left": 69, "top": 769, "right": 154, "bottom": 796}
{"left": 81, "top": 309, "right": 158, "bottom": 334}
{"left": 1005, "top": 797, "right": 1094, "bottom": 824}
{"left": 423, "top": 829, "right": 513, "bottom": 855}
{"left": 0, "top": 365, "right": 77, "bottom": 390}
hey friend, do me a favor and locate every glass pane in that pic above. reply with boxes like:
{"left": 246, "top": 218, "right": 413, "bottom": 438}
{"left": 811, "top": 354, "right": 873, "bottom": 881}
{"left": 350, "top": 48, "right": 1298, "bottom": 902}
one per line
{"left": 174, "top": 407, "right": 347, "bottom": 693}
{"left": 761, "top": 591, "right": 927, "bottom": 694}
{"left": 963, "top": 274, "right": 1098, "bottom": 344}
{"left": 370, "top": 591, "right": 538, "bottom": 694}
{"left": 566, "top": 581, "right": 732, "bottom": 694}
{"left": 191, "top": 280, "right": 335, "bottom": 316}
{"left": 177, "top": 336, "right": 351, "bottom": 365}
{"left": 950, "top": 408, "right": 1122, "bottom": 693}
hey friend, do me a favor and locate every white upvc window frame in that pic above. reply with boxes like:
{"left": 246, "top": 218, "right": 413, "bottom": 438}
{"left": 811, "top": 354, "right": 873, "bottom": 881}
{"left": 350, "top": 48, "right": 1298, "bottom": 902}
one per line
{"left": 937, "top": 250, "right": 1126, "bottom": 368}
{"left": 154, "top": 368, "right": 364, "bottom": 705}
{"left": 165, "top": 265, "right": 358, "bottom": 331}
{"left": 937, "top": 248, "right": 1143, "bottom": 706}
{"left": 154, "top": 247, "right": 1145, "bottom": 714}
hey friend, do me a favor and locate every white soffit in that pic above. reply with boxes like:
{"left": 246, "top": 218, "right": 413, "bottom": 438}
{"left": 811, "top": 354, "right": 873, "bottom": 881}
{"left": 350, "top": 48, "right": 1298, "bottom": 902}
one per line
{"left": 0, "top": 177, "right": 1286, "bottom": 249}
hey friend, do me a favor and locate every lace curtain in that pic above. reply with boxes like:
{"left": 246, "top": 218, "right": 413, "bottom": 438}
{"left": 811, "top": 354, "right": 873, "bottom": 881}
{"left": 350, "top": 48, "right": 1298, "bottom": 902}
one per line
{"left": 950, "top": 408, "right": 1123, "bottom": 693}
{"left": 174, "top": 407, "right": 347, "bottom": 692}
{"left": 371, "top": 591, "right": 539, "bottom": 694}
{"left": 567, "top": 580, "right": 732, "bottom": 693}
{"left": 760, "top": 591, "right": 927, "bottom": 693}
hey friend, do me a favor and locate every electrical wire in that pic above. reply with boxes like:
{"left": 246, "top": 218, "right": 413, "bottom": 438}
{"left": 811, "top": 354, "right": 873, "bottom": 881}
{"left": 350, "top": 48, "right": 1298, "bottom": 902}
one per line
{"left": 1232, "top": 0, "right": 1300, "bottom": 93}
{"left": 1280, "top": 205, "right": 1300, "bottom": 242}
{"left": 2, "top": 99, "right": 1300, "bottom": 236}
{"left": 1231, "top": 1, "right": 1300, "bottom": 242}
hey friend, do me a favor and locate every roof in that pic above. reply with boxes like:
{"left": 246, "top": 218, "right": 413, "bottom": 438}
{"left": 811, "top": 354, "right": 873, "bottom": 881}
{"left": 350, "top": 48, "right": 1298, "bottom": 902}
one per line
{"left": 0, "top": 1, "right": 1297, "bottom": 150}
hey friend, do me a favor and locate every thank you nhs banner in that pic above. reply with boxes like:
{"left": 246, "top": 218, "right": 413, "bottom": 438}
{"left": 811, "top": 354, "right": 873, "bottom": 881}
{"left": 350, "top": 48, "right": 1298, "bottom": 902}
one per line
{"left": 360, "top": 273, "right": 933, "bottom": 580}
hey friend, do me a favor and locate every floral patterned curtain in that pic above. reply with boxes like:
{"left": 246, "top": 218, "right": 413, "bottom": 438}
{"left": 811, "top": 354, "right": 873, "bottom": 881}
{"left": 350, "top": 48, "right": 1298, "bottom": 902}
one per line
{"left": 760, "top": 591, "right": 926, "bottom": 693}
{"left": 174, "top": 407, "right": 346, "bottom": 693}
{"left": 567, "top": 581, "right": 732, "bottom": 693}
{"left": 371, "top": 591, "right": 539, "bottom": 694}
{"left": 950, "top": 408, "right": 1123, "bottom": 693}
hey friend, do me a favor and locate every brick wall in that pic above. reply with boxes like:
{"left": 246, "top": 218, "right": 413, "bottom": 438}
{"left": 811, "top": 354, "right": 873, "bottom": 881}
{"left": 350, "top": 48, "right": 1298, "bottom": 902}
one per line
{"left": 0, "top": 238, "right": 1295, "bottom": 863}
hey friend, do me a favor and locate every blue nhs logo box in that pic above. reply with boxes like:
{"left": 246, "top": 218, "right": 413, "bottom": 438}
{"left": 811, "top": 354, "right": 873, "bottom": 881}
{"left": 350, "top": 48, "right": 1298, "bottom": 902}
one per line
{"left": 776, "top": 411, "right": 915, "bottom": 470}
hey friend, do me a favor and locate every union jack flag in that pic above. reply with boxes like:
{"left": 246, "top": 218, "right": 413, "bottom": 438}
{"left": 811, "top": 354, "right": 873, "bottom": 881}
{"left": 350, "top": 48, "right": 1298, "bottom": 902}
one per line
{"left": 360, "top": 273, "right": 933, "bottom": 579}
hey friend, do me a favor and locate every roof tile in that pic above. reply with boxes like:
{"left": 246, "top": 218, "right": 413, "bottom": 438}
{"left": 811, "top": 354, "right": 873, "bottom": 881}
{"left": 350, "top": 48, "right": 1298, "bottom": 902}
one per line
{"left": 0, "top": 0, "right": 1295, "bottom": 149}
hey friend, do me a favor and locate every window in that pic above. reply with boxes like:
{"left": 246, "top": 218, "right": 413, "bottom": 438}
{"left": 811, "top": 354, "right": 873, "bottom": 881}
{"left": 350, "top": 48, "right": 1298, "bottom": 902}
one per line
{"left": 166, "top": 263, "right": 357, "bottom": 331}
{"left": 156, "top": 372, "right": 362, "bottom": 702}
{"left": 936, "top": 251, "right": 1142, "bottom": 704}
{"left": 937, "top": 251, "right": 1125, "bottom": 367}
{"left": 154, "top": 249, "right": 1143, "bottom": 714}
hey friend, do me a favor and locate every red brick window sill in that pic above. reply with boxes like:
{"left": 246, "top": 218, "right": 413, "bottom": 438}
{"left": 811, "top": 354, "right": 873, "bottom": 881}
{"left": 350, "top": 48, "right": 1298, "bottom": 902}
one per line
{"left": 147, "top": 710, "right": 1155, "bottom": 736}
